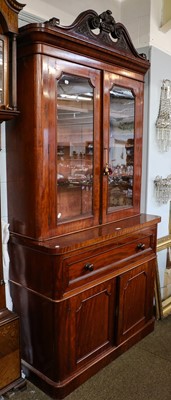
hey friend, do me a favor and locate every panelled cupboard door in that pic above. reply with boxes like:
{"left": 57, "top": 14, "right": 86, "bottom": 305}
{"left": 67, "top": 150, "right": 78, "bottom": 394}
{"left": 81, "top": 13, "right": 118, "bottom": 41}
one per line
{"left": 102, "top": 72, "right": 144, "bottom": 224}
{"left": 47, "top": 58, "right": 101, "bottom": 236}
{"left": 116, "top": 260, "right": 155, "bottom": 345}
{"left": 67, "top": 280, "right": 116, "bottom": 371}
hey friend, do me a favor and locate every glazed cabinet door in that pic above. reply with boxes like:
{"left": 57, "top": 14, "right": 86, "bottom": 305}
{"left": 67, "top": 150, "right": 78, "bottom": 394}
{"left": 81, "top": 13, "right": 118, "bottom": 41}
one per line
{"left": 116, "top": 260, "right": 155, "bottom": 345}
{"left": 63, "top": 280, "right": 116, "bottom": 376}
{"left": 7, "top": 55, "right": 101, "bottom": 240}
{"left": 47, "top": 58, "right": 101, "bottom": 236}
{"left": 102, "top": 72, "right": 144, "bottom": 224}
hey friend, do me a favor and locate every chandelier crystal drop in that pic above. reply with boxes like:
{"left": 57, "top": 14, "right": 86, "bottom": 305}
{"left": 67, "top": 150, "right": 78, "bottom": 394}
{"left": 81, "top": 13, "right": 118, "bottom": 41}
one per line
{"left": 154, "top": 175, "right": 171, "bottom": 204}
{"left": 156, "top": 79, "right": 171, "bottom": 152}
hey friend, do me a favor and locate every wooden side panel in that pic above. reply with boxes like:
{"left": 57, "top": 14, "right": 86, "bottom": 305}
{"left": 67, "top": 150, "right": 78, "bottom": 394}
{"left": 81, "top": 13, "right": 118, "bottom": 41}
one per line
{"left": 0, "top": 317, "right": 21, "bottom": 390}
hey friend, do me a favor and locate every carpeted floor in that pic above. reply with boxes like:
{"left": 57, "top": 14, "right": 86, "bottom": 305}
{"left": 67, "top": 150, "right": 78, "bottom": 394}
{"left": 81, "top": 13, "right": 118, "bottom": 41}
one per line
{"left": 2, "top": 315, "right": 171, "bottom": 400}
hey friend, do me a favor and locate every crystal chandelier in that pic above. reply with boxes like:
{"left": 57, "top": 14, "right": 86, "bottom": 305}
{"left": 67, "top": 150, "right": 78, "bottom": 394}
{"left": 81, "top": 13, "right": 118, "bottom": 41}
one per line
{"left": 156, "top": 79, "right": 171, "bottom": 152}
{"left": 154, "top": 175, "right": 171, "bottom": 204}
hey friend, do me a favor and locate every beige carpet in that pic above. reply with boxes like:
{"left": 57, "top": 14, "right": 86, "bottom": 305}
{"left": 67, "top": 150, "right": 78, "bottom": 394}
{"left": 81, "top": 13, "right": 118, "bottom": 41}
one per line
{"left": 3, "top": 315, "right": 171, "bottom": 400}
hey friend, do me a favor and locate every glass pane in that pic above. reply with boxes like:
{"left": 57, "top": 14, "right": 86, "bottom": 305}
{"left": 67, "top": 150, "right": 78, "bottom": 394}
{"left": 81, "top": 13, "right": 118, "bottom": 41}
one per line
{"left": 56, "top": 74, "right": 94, "bottom": 223}
{"left": 108, "top": 86, "right": 134, "bottom": 211}
{"left": 0, "top": 39, "right": 4, "bottom": 104}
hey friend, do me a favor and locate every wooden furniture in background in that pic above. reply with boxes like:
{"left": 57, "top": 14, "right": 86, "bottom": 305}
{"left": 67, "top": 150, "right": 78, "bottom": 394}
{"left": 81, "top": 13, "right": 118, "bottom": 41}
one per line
{"left": 155, "top": 235, "right": 171, "bottom": 319}
{"left": 0, "top": 194, "right": 23, "bottom": 395}
{"left": 6, "top": 10, "right": 160, "bottom": 399}
{"left": 0, "top": 0, "right": 25, "bottom": 121}
{"left": 0, "top": 0, "right": 25, "bottom": 395}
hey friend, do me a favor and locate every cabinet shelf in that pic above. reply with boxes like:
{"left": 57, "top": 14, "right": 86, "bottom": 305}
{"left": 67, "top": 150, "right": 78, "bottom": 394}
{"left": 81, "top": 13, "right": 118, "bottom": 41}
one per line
{"left": 58, "top": 181, "right": 92, "bottom": 187}
{"left": 0, "top": 109, "right": 20, "bottom": 122}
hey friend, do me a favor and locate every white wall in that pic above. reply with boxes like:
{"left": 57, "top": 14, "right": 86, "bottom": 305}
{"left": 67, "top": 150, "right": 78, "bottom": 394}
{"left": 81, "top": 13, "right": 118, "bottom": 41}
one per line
{"left": 23, "top": 0, "right": 121, "bottom": 25}
{"left": 0, "top": 123, "right": 11, "bottom": 307}
{"left": 120, "top": 0, "right": 171, "bottom": 240}
{"left": 150, "top": 0, "right": 171, "bottom": 56}
{"left": 131, "top": 44, "right": 171, "bottom": 240}
{"left": 120, "top": 0, "right": 171, "bottom": 56}
{"left": 121, "top": 0, "right": 151, "bottom": 48}
{"left": 146, "top": 46, "right": 171, "bottom": 238}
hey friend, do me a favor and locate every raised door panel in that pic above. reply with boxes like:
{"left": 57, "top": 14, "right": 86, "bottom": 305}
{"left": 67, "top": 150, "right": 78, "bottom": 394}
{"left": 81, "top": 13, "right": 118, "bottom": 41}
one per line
{"left": 69, "top": 280, "right": 116, "bottom": 370}
{"left": 102, "top": 72, "right": 144, "bottom": 224}
{"left": 117, "top": 260, "right": 155, "bottom": 345}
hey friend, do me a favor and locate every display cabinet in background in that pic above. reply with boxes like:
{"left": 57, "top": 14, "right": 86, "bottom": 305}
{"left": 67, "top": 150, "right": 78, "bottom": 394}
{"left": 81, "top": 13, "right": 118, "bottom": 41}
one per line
{"left": 0, "top": 0, "right": 24, "bottom": 121}
{"left": 6, "top": 9, "right": 160, "bottom": 399}
{"left": 0, "top": 0, "right": 25, "bottom": 395}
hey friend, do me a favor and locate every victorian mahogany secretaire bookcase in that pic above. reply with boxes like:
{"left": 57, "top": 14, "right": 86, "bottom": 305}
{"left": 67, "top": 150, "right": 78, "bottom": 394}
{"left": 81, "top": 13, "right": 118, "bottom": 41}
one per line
{"left": 6, "top": 9, "right": 160, "bottom": 399}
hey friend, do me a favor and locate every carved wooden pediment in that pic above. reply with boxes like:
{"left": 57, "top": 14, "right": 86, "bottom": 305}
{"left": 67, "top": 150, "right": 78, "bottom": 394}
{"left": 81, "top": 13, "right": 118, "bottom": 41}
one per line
{"left": 45, "top": 9, "right": 146, "bottom": 61}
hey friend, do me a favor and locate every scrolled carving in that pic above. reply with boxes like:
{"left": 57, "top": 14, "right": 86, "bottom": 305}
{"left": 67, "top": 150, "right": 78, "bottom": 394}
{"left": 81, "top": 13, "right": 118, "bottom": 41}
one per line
{"left": 88, "top": 15, "right": 100, "bottom": 30}
{"left": 99, "top": 10, "right": 116, "bottom": 33}
{"left": 5, "top": 0, "right": 25, "bottom": 14}
{"left": 111, "top": 23, "right": 124, "bottom": 40}
{"left": 89, "top": 10, "right": 115, "bottom": 34}
{"left": 40, "top": 9, "right": 148, "bottom": 64}
{"left": 45, "top": 17, "right": 60, "bottom": 27}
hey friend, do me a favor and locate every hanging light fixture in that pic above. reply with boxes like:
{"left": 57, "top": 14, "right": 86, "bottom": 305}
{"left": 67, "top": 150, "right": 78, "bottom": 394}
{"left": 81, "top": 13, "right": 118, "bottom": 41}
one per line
{"left": 156, "top": 79, "right": 171, "bottom": 152}
{"left": 154, "top": 175, "right": 171, "bottom": 204}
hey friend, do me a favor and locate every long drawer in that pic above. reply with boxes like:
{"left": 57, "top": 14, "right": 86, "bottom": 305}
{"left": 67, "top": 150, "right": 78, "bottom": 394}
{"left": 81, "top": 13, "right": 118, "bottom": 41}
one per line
{"left": 63, "top": 228, "right": 156, "bottom": 291}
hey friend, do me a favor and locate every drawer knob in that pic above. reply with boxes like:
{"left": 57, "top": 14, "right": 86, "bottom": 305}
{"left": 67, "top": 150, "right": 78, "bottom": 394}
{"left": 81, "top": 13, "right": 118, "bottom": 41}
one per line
{"left": 137, "top": 243, "right": 145, "bottom": 250}
{"left": 84, "top": 263, "right": 94, "bottom": 272}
